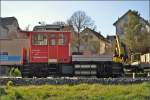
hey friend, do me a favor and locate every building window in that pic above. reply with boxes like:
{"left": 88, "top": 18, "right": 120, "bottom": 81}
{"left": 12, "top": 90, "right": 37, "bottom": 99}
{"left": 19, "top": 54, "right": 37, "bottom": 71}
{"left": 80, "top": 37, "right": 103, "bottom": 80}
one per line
{"left": 32, "top": 34, "right": 48, "bottom": 45}
{"left": 85, "top": 37, "right": 88, "bottom": 42}
{"left": 90, "top": 35, "right": 93, "bottom": 39}
{"left": 58, "top": 33, "right": 66, "bottom": 45}
{"left": 50, "top": 33, "right": 56, "bottom": 46}
{"left": 85, "top": 33, "right": 88, "bottom": 36}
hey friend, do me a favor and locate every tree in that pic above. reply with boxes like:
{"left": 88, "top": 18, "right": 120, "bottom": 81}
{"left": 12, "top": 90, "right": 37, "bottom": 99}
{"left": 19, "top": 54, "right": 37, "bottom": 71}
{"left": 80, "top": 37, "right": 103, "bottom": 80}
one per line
{"left": 68, "top": 11, "right": 95, "bottom": 52}
{"left": 25, "top": 24, "right": 30, "bottom": 31}
{"left": 124, "top": 11, "right": 150, "bottom": 54}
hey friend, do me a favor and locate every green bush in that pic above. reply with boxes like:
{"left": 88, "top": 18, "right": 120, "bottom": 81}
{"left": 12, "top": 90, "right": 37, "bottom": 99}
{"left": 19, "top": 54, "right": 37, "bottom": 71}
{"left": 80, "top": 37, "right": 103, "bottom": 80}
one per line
{"left": 9, "top": 67, "right": 14, "bottom": 76}
{"left": 15, "top": 91, "right": 24, "bottom": 100}
{"left": 9, "top": 67, "right": 21, "bottom": 77}
{"left": 0, "top": 87, "right": 7, "bottom": 96}
{"left": 6, "top": 81, "right": 14, "bottom": 87}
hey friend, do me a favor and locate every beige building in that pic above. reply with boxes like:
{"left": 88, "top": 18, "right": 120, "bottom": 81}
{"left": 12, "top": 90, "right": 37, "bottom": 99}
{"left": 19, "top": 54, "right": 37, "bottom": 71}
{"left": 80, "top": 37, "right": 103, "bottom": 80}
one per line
{"left": 80, "top": 28, "right": 111, "bottom": 55}
{"left": 0, "top": 17, "right": 29, "bottom": 64}
{"left": 113, "top": 10, "right": 150, "bottom": 54}
{"left": 0, "top": 17, "right": 28, "bottom": 75}
{"left": 0, "top": 17, "right": 27, "bottom": 39}
{"left": 113, "top": 10, "right": 150, "bottom": 45}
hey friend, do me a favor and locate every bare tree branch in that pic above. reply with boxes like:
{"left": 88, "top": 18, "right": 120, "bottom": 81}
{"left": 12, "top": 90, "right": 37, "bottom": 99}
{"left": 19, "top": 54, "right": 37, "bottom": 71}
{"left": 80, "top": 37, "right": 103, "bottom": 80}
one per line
{"left": 69, "top": 10, "right": 96, "bottom": 52}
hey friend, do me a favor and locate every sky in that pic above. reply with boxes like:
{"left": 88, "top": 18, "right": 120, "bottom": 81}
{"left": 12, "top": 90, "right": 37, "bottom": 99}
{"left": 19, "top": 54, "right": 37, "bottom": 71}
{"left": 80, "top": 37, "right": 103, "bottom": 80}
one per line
{"left": 1, "top": 1, "right": 149, "bottom": 37}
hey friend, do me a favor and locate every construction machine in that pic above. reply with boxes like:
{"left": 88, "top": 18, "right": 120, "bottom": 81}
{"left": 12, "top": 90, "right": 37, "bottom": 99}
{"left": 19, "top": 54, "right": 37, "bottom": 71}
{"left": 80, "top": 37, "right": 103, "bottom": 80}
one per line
{"left": 113, "top": 33, "right": 128, "bottom": 63}
{"left": 113, "top": 33, "right": 150, "bottom": 76}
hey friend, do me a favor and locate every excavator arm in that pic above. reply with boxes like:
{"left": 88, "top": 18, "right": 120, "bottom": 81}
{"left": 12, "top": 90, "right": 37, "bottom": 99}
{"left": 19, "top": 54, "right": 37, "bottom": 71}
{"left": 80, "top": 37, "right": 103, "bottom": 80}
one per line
{"left": 113, "top": 33, "right": 128, "bottom": 63}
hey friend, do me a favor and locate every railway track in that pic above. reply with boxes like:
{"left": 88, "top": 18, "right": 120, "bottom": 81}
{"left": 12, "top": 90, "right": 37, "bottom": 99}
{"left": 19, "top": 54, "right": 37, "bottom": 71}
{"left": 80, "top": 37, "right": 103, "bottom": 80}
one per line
{"left": 0, "top": 77, "right": 150, "bottom": 86}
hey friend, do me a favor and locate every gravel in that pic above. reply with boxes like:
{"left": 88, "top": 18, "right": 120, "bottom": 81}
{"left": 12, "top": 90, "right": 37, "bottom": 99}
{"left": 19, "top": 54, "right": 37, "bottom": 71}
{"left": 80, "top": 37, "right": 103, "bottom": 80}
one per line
{"left": 0, "top": 77, "right": 150, "bottom": 86}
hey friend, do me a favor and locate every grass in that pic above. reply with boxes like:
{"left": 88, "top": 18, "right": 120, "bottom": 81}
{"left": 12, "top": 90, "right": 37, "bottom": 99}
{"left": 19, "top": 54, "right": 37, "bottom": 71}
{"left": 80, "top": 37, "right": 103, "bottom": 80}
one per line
{"left": 0, "top": 82, "right": 150, "bottom": 100}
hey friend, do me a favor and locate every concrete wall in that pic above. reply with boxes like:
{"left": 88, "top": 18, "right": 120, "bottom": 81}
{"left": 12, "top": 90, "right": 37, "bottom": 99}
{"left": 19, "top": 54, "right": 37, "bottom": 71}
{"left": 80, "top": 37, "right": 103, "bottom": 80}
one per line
{"left": 0, "top": 26, "right": 8, "bottom": 39}
{"left": 0, "top": 39, "right": 29, "bottom": 65}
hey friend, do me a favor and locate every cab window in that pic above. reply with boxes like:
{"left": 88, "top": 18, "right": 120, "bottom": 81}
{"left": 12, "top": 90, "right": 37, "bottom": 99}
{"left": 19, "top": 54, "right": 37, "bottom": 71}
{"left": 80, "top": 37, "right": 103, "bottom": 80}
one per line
{"left": 32, "top": 34, "right": 48, "bottom": 45}
{"left": 58, "top": 33, "right": 66, "bottom": 45}
{"left": 50, "top": 33, "right": 56, "bottom": 46}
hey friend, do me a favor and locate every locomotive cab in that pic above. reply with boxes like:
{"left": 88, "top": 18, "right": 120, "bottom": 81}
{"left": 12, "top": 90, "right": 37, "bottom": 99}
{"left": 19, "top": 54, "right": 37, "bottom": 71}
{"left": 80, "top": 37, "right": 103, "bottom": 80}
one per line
{"left": 29, "top": 31, "right": 71, "bottom": 64}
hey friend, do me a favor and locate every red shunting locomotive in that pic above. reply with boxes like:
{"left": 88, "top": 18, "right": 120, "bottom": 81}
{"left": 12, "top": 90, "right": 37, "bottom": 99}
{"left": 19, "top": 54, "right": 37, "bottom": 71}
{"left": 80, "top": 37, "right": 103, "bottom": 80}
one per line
{"left": 0, "top": 30, "right": 123, "bottom": 78}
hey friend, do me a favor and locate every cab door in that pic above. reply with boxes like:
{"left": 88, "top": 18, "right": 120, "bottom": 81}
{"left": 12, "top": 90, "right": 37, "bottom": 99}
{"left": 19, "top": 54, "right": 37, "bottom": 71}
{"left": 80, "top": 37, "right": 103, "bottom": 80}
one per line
{"left": 48, "top": 32, "right": 58, "bottom": 63}
{"left": 57, "top": 32, "right": 70, "bottom": 63}
{"left": 30, "top": 33, "right": 48, "bottom": 63}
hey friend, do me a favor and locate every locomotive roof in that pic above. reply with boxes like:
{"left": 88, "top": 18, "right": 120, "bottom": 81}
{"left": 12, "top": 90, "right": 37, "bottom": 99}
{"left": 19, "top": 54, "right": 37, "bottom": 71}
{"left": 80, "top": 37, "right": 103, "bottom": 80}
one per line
{"left": 33, "top": 24, "right": 65, "bottom": 32}
{"left": 19, "top": 30, "right": 71, "bottom": 34}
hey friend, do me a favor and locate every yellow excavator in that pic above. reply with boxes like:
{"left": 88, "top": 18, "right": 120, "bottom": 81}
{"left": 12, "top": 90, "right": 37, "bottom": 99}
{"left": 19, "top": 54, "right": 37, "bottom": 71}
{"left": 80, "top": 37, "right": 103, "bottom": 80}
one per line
{"left": 113, "top": 33, "right": 128, "bottom": 63}
{"left": 113, "top": 33, "right": 150, "bottom": 74}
